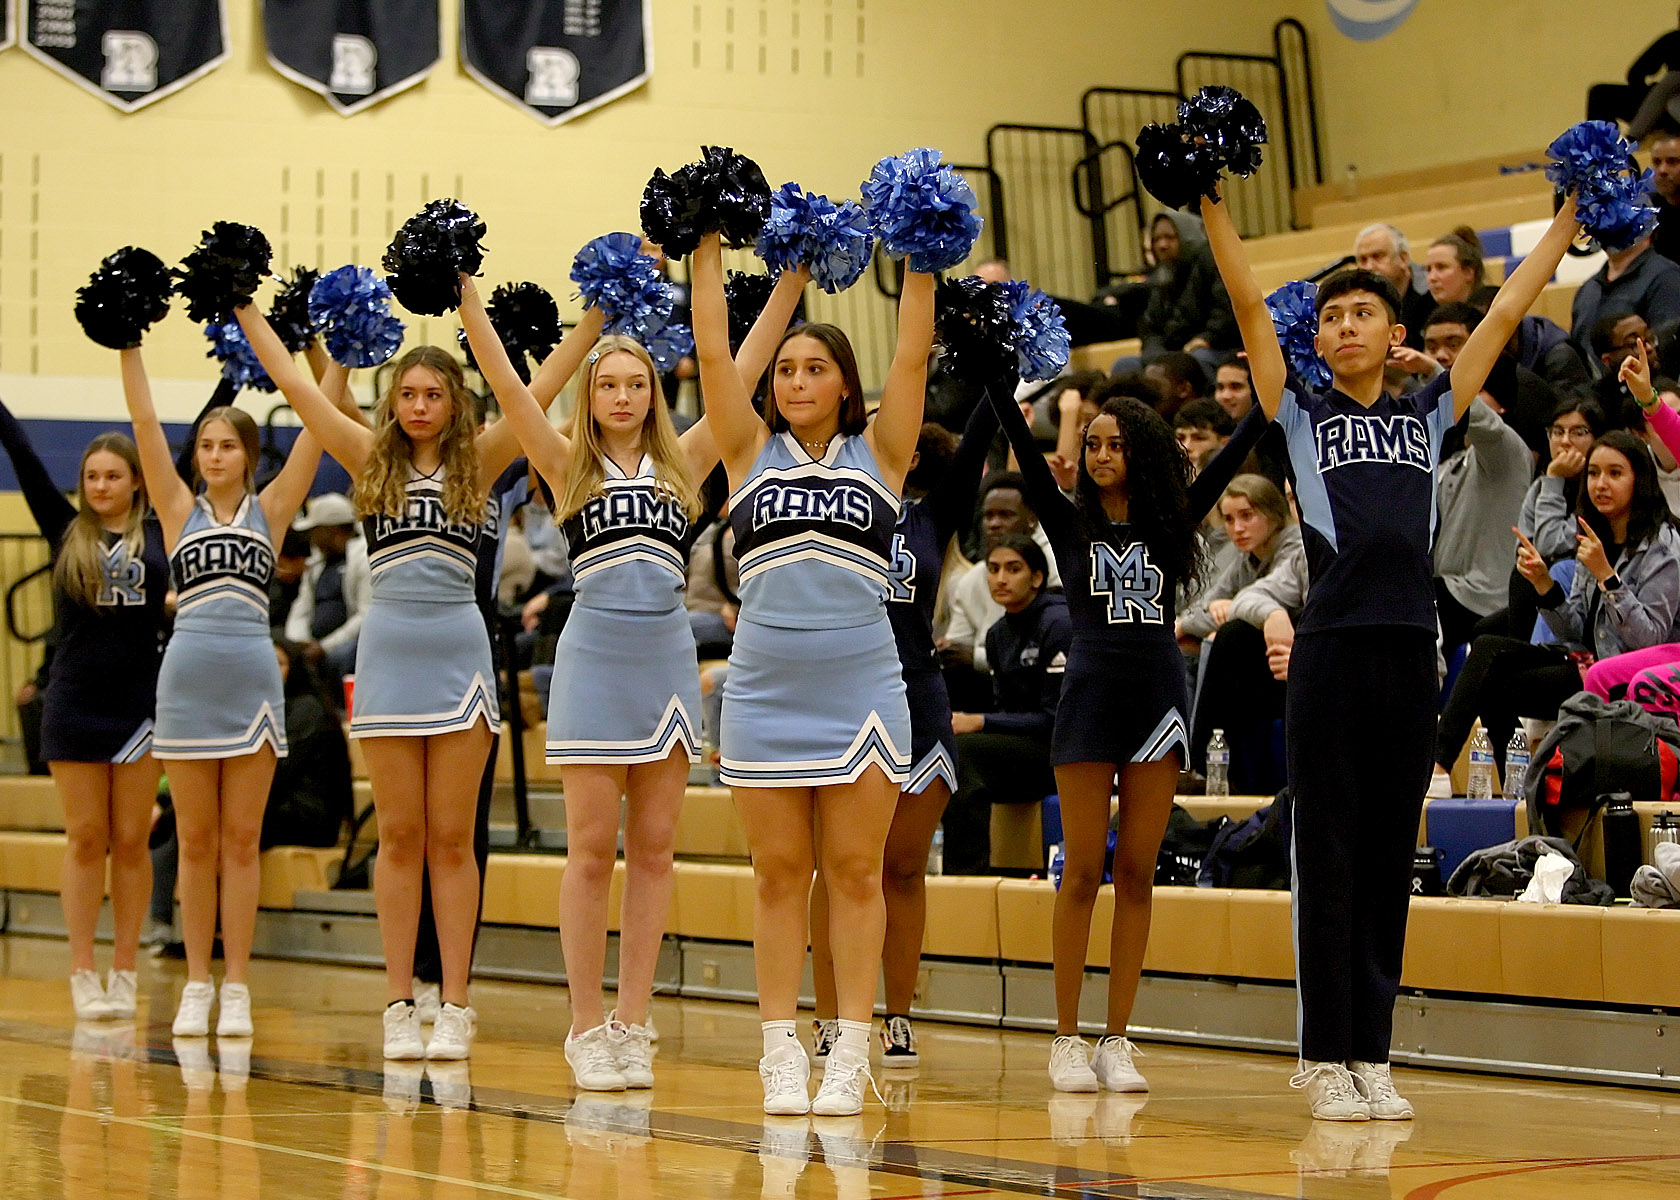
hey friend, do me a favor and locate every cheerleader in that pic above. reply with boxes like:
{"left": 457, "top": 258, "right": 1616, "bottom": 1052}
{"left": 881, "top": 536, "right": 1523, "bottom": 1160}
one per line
{"left": 0, "top": 396, "right": 168, "bottom": 1020}
{"left": 988, "top": 376, "right": 1264, "bottom": 1093}
{"left": 808, "top": 399, "right": 997, "bottom": 1067}
{"left": 118, "top": 347, "right": 326, "bottom": 1037}
{"left": 691, "top": 229, "right": 935, "bottom": 1116}
{"left": 237, "top": 304, "right": 593, "bottom": 1060}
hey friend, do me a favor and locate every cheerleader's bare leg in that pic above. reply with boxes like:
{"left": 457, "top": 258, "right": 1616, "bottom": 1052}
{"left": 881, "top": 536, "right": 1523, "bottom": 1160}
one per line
{"left": 423, "top": 724, "right": 493, "bottom": 1007}
{"left": 1050, "top": 760, "right": 1117, "bottom": 1034}
{"left": 558, "top": 762, "right": 627, "bottom": 1033}
{"left": 1105, "top": 757, "right": 1179, "bottom": 1035}
{"left": 216, "top": 746, "right": 278, "bottom": 986}
{"left": 734, "top": 787, "right": 817, "bottom": 1020}
{"left": 106, "top": 757, "right": 162, "bottom": 972}
{"left": 361, "top": 738, "right": 429, "bottom": 1004}
{"left": 814, "top": 767, "right": 899, "bottom": 1024}
{"left": 616, "top": 748, "right": 689, "bottom": 1026}
{"left": 52, "top": 762, "right": 118, "bottom": 974}
{"left": 167, "top": 759, "right": 226, "bottom": 984}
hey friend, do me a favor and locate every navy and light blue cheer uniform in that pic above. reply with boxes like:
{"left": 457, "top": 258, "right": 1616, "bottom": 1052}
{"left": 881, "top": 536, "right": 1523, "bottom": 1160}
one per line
{"left": 351, "top": 470, "right": 499, "bottom": 738}
{"left": 991, "top": 390, "right": 1266, "bottom": 767}
{"left": 546, "top": 453, "right": 701, "bottom": 766}
{"left": 0, "top": 403, "right": 169, "bottom": 763}
{"left": 1276, "top": 370, "right": 1455, "bottom": 1065}
{"left": 720, "top": 432, "right": 910, "bottom": 787}
{"left": 154, "top": 495, "right": 287, "bottom": 759}
{"left": 886, "top": 399, "right": 997, "bottom": 794}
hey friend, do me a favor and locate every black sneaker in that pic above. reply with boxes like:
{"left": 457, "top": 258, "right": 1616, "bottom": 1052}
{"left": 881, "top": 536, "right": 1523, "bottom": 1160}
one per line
{"left": 812, "top": 1017, "right": 839, "bottom": 1060}
{"left": 879, "top": 1014, "right": 919, "bottom": 1068}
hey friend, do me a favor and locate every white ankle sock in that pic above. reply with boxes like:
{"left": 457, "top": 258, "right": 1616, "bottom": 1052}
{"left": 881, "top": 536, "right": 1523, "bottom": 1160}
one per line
{"left": 762, "top": 1020, "right": 800, "bottom": 1058}
{"left": 833, "top": 1019, "right": 871, "bottom": 1061}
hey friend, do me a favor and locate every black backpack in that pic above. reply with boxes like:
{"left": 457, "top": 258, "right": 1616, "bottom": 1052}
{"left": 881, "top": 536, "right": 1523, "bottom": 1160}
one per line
{"left": 1524, "top": 695, "right": 1680, "bottom": 838}
{"left": 1155, "top": 804, "right": 1228, "bottom": 885}
{"left": 1196, "top": 791, "right": 1293, "bottom": 889}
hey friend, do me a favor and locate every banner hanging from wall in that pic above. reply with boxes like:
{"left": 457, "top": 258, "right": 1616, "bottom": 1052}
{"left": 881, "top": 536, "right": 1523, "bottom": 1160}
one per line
{"left": 460, "top": 0, "right": 651, "bottom": 127}
{"left": 21, "top": 0, "right": 229, "bottom": 111}
{"left": 263, "top": 1, "right": 439, "bottom": 115}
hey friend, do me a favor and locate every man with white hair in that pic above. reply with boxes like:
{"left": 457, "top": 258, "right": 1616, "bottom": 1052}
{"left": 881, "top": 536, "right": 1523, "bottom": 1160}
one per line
{"left": 1353, "top": 223, "right": 1435, "bottom": 349}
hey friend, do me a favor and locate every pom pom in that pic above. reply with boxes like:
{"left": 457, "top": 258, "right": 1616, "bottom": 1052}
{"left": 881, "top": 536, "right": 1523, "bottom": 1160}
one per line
{"left": 203, "top": 320, "right": 275, "bottom": 393}
{"left": 571, "top": 233, "right": 674, "bottom": 333}
{"left": 1134, "top": 122, "right": 1222, "bottom": 212}
{"left": 74, "top": 246, "right": 173, "bottom": 349}
{"left": 488, "top": 282, "right": 563, "bottom": 360}
{"left": 640, "top": 146, "right": 773, "bottom": 258}
{"left": 381, "top": 199, "right": 487, "bottom": 316}
{"left": 1266, "top": 280, "right": 1331, "bottom": 390}
{"left": 639, "top": 318, "right": 695, "bottom": 375}
{"left": 1547, "top": 121, "right": 1659, "bottom": 250}
{"left": 724, "top": 270, "right": 778, "bottom": 350}
{"left": 935, "top": 276, "right": 1017, "bottom": 384}
{"left": 173, "top": 222, "right": 273, "bottom": 324}
{"left": 861, "top": 148, "right": 982, "bottom": 274}
{"left": 756, "top": 183, "right": 875, "bottom": 293}
{"left": 309, "top": 265, "right": 406, "bottom": 368}
{"left": 1178, "top": 85, "right": 1268, "bottom": 178}
{"left": 267, "top": 267, "right": 321, "bottom": 354}
{"left": 1001, "top": 281, "right": 1072, "bottom": 382}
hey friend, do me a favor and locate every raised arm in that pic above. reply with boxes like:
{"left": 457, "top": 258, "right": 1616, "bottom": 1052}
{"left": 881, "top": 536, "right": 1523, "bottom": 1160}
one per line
{"left": 527, "top": 305, "right": 606, "bottom": 409}
{"left": 234, "top": 304, "right": 374, "bottom": 474}
{"left": 986, "top": 379, "right": 1076, "bottom": 539}
{"left": 258, "top": 425, "right": 324, "bottom": 537}
{"left": 924, "top": 390, "right": 1001, "bottom": 543}
{"left": 735, "top": 266, "right": 810, "bottom": 393}
{"left": 460, "top": 276, "right": 573, "bottom": 490}
{"left": 0, "top": 394, "right": 75, "bottom": 545}
{"left": 1450, "top": 195, "right": 1580, "bottom": 420}
{"left": 692, "top": 232, "right": 769, "bottom": 479}
{"left": 118, "top": 347, "right": 196, "bottom": 538}
{"left": 863, "top": 270, "right": 935, "bottom": 492}
{"left": 1202, "top": 195, "right": 1287, "bottom": 420}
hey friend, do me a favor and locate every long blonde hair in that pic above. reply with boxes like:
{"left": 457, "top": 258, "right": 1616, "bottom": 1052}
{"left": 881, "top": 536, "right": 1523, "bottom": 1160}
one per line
{"left": 55, "top": 433, "right": 148, "bottom": 610}
{"left": 555, "top": 335, "right": 701, "bottom": 523}
{"left": 353, "top": 345, "right": 487, "bottom": 525}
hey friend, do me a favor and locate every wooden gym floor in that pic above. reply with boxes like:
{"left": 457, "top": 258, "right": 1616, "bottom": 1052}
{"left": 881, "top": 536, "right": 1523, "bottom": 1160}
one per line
{"left": 2, "top": 936, "right": 1678, "bottom": 1199}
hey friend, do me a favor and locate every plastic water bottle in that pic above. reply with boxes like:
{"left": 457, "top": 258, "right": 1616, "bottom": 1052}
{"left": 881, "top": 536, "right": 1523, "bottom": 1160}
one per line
{"left": 926, "top": 828, "right": 944, "bottom": 876}
{"left": 1048, "top": 842, "right": 1065, "bottom": 890}
{"left": 1205, "top": 729, "right": 1230, "bottom": 797}
{"left": 1505, "top": 730, "right": 1531, "bottom": 803}
{"left": 1467, "top": 726, "right": 1495, "bottom": 799}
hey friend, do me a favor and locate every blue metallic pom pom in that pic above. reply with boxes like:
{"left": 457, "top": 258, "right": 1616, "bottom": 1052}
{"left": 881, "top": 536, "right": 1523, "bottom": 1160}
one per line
{"left": 756, "top": 183, "right": 875, "bottom": 293}
{"left": 638, "top": 317, "right": 695, "bottom": 375}
{"left": 309, "top": 265, "right": 406, "bottom": 368}
{"left": 204, "top": 320, "right": 275, "bottom": 392}
{"left": 571, "top": 233, "right": 674, "bottom": 334}
{"left": 861, "top": 148, "right": 982, "bottom": 274}
{"left": 1267, "top": 280, "right": 1331, "bottom": 390}
{"left": 1002, "top": 282, "right": 1072, "bottom": 382}
{"left": 1547, "top": 121, "right": 1659, "bottom": 251}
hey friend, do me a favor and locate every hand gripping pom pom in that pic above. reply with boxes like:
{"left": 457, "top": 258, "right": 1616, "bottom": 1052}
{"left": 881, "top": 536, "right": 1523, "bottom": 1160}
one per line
{"left": 267, "top": 267, "right": 321, "bottom": 354}
{"left": 935, "top": 276, "right": 1018, "bottom": 384}
{"left": 1002, "top": 282, "right": 1071, "bottom": 382}
{"left": 1267, "top": 280, "right": 1331, "bottom": 390}
{"left": 173, "top": 222, "right": 273, "bottom": 324}
{"left": 756, "top": 183, "right": 875, "bottom": 293}
{"left": 1179, "top": 85, "right": 1268, "bottom": 178}
{"left": 309, "top": 265, "right": 406, "bottom": 368}
{"left": 1547, "top": 121, "right": 1659, "bottom": 251}
{"left": 381, "top": 199, "right": 487, "bottom": 316}
{"left": 1134, "top": 122, "right": 1222, "bottom": 212}
{"left": 571, "top": 233, "right": 674, "bottom": 334}
{"left": 74, "top": 247, "right": 173, "bottom": 349}
{"left": 640, "top": 147, "right": 772, "bottom": 259}
{"left": 862, "top": 148, "right": 983, "bottom": 274}
{"left": 724, "top": 270, "right": 778, "bottom": 351}
{"left": 204, "top": 320, "right": 275, "bottom": 393}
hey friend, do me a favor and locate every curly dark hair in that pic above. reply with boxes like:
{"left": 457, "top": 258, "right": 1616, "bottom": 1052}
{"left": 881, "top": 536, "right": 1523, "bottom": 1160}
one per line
{"left": 1075, "top": 396, "right": 1202, "bottom": 595}
{"left": 1578, "top": 430, "right": 1677, "bottom": 551}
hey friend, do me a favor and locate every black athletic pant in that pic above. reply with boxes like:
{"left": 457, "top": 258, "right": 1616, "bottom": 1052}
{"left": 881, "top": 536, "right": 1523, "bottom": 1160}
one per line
{"left": 1189, "top": 619, "right": 1287, "bottom": 795}
{"left": 1287, "top": 627, "right": 1435, "bottom": 1064}
{"left": 942, "top": 730, "right": 1055, "bottom": 875}
{"left": 413, "top": 734, "right": 498, "bottom": 987}
{"left": 1435, "top": 634, "right": 1578, "bottom": 773}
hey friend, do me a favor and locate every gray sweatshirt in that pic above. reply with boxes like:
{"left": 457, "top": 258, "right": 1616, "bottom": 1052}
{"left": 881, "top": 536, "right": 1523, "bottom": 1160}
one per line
{"left": 1435, "top": 399, "right": 1534, "bottom": 617}
{"left": 1518, "top": 473, "right": 1582, "bottom": 563}
{"left": 1179, "top": 525, "right": 1308, "bottom": 639}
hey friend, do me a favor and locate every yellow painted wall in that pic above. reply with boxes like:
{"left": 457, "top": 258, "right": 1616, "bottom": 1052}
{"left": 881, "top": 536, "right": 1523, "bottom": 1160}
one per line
{"left": 1298, "top": 1, "right": 1678, "bottom": 178}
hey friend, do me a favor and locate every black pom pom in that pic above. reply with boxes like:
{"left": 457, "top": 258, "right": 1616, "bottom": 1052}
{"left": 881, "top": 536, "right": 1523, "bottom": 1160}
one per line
{"left": 173, "top": 222, "right": 273, "bottom": 324}
{"left": 74, "top": 246, "right": 173, "bottom": 350}
{"left": 724, "top": 270, "right": 778, "bottom": 351}
{"left": 640, "top": 146, "right": 772, "bottom": 258}
{"left": 487, "top": 282, "right": 563, "bottom": 361}
{"left": 1134, "top": 123, "right": 1221, "bottom": 212}
{"left": 1178, "top": 85, "right": 1267, "bottom": 178}
{"left": 935, "top": 276, "right": 1017, "bottom": 385}
{"left": 267, "top": 267, "right": 321, "bottom": 354}
{"left": 381, "top": 199, "right": 487, "bottom": 316}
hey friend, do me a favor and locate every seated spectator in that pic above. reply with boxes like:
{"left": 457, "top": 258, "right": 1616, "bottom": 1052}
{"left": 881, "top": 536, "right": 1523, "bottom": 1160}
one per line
{"left": 1647, "top": 124, "right": 1680, "bottom": 265}
{"left": 1589, "top": 15, "right": 1680, "bottom": 131}
{"left": 941, "top": 537, "right": 1070, "bottom": 875}
{"left": 1111, "top": 213, "right": 1237, "bottom": 380}
{"left": 260, "top": 640, "right": 354, "bottom": 850}
{"left": 1426, "top": 301, "right": 1550, "bottom": 460}
{"left": 1181, "top": 475, "right": 1306, "bottom": 794}
{"left": 1144, "top": 351, "right": 1210, "bottom": 421}
{"left": 269, "top": 525, "right": 310, "bottom": 636}
{"left": 1354, "top": 222, "right": 1434, "bottom": 347}
{"left": 1426, "top": 227, "right": 1498, "bottom": 309}
{"left": 1436, "top": 430, "right": 1680, "bottom": 783}
{"left": 687, "top": 518, "right": 739, "bottom": 661}
{"left": 1504, "top": 307, "right": 1592, "bottom": 393}
{"left": 1571, "top": 238, "right": 1680, "bottom": 369}
{"left": 1172, "top": 397, "right": 1233, "bottom": 462}
{"left": 939, "top": 472, "right": 1060, "bottom": 710}
{"left": 516, "top": 496, "right": 568, "bottom": 598}
{"left": 1211, "top": 353, "right": 1291, "bottom": 491}
{"left": 284, "top": 493, "right": 370, "bottom": 681}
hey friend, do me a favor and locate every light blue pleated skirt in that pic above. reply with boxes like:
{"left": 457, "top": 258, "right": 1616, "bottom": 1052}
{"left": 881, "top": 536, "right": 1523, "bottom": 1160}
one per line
{"left": 545, "top": 604, "right": 701, "bottom": 766}
{"left": 350, "top": 599, "right": 498, "bottom": 739}
{"left": 154, "top": 627, "right": 286, "bottom": 760}
{"left": 719, "top": 615, "right": 910, "bottom": 788}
